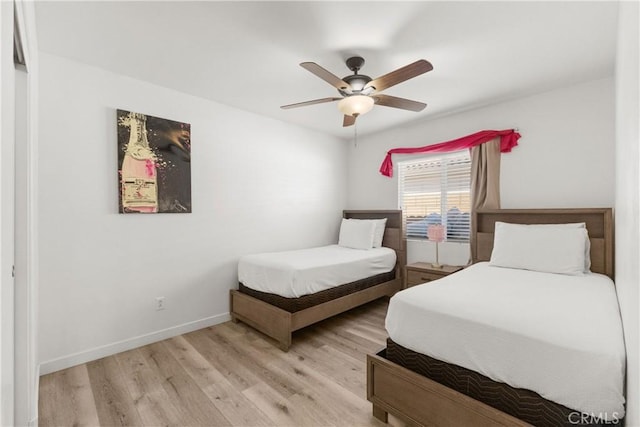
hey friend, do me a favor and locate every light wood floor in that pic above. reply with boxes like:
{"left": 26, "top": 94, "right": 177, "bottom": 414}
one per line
{"left": 39, "top": 298, "right": 403, "bottom": 427}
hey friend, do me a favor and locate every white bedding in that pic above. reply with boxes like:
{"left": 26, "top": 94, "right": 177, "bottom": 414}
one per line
{"left": 386, "top": 262, "right": 626, "bottom": 418}
{"left": 238, "top": 245, "right": 396, "bottom": 298}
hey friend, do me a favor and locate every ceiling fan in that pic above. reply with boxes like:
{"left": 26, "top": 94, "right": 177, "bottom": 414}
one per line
{"left": 281, "top": 56, "right": 433, "bottom": 127}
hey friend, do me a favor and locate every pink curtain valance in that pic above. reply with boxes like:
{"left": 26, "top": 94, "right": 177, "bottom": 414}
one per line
{"left": 379, "top": 129, "right": 521, "bottom": 177}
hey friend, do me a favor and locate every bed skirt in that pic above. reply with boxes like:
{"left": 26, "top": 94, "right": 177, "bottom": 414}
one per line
{"left": 238, "top": 269, "right": 396, "bottom": 313}
{"left": 385, "top": 339, "right": 613, "bottom": 427}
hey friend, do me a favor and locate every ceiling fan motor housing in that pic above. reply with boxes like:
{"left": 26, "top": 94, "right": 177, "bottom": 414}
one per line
{"left": 339, "top": 56, "right": 373, "bottom": 95}
{"left": 340, "top": 74, "right": 372, "bottom": 95}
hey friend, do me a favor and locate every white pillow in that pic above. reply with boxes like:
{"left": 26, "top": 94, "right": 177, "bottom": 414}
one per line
{"left": 338, "top": 219, "right": 376, "bottom": 250}
{"left": 371, "top": 218, "right": 388, "bottom": 248}
{"left": 534, "top": 222, "right": 591, "bottom": 272}
{"left": 340, "top": 218, "right": 388, "bottom": 247}
{"left": 489, "top": 222, "right": 589, "bottom": 275}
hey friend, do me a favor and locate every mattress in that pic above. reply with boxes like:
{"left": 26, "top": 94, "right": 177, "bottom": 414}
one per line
{"left": 386, "top": 262, "right": 626, "bottom": 419}
{"left": 385, "top": 339, "right": 583, "bottom": 426}
{"left": 238, "top": 270, "right": 396, "bottom": 313}
{"left": 238, "top": 244, "right": 396, "bottom": 298}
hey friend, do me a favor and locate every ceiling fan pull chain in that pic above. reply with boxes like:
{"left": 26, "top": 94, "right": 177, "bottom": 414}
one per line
{"left": 354, "top": 121, "right": 358, "bottom": 148}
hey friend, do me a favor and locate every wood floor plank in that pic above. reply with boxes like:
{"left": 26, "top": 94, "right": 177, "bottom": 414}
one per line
{"left": 213, "top": 327, "right": 341, "bottom": 423}
{"left": 38, "top": 364, "right": 100, "bottom": 427}
{"left": 205, "top": 327, "right": 304, "bottom": 399}
{"left": 86, "top": 357, "right": 144, "bottom": 426}
{"left": 345, "top": 322, "right": 389, "bottom": 343}
{"left": 281, "top": 353, "right": 376, "bottom": 426}
{"left": 115, "top": 348, "right": 188, "bottom": 426}
{"left": 293, "top": 301, "right": 387, "bottom": 362}
{"left": 339, "top": 299, "right": 387, "bottom": 324}
{"left": 292, "top": 339, "right": 366, "bottom": 397}
{"left": 217, "top": 325, "right": 372, "bottom": 426}
{"left": 241, "top": 382, "right": 324, "bottom": 426}
{"left": 39, "top": 299, "right": 393, "bottom": 426}
{"left": 312, "top": 324, "right": 382, "bottom": 360}
{"left": 138, "top": 342, "right": 231, "bottom": 426}
{"left": 323, "top": 322, "right": 384, "bottom": 350}
{"left": 184, "top": 328, "right": 263, "bottom": 391}
{"left": 163, "top": 335, "right": 273, "bottom": 426}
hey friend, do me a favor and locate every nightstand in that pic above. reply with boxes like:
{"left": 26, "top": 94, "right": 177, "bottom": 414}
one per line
{"left": 404, "top": 262, "right": 464, "bottom": 288}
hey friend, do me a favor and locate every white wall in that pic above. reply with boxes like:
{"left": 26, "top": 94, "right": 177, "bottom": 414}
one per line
{"left": 348, "top": 78, "right": 615, "bottom": 265}
{"left": 38, "top": 53, "right": 348, "bottom": 374}
{"left": 615, "top": 2, "right": 639, "bottom": 425}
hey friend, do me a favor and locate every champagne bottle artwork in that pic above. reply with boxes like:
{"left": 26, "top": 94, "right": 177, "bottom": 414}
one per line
{"left": 117, "top": 110, "right": 191, "bottom": 214}
{"left": 119, "top": 112, "right": 158, "bottom": 212}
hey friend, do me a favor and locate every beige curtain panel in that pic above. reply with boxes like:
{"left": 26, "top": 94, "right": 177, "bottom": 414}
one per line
{"left": 470, "top": 138, "right": 501, "bottom": 260}
{"left": 471, "top": 137, "right": 501, "bottom": 211}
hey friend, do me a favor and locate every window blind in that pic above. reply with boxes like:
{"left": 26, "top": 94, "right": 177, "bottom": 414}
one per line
{"left": 398, "top": 151, "right": 471, "bottom": 241}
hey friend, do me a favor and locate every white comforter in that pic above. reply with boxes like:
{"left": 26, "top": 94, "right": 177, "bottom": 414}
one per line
{"left": 386, "top": 262, "right": 626, "bottom": 418}
{"left": 238, "top": 245, "right": 396, "bottom": 298}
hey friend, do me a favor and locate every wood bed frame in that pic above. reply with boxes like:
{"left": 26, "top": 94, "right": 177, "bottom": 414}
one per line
{"left": 230, "top": 210, "right": 406, "bottom": 351}
{"left": 367, "top": 208, "right": 614, "bottom": 426}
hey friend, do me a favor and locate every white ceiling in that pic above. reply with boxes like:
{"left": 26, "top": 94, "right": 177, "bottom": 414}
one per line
{"left": 34, "top": 1, "right": 619, "bottom": 140}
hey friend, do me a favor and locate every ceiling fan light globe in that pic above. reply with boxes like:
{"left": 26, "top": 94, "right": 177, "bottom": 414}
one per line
{"left": 338, "top": 95, "right": 374, "bottom": 117}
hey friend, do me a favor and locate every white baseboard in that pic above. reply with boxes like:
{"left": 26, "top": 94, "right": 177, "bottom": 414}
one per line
{"left": 39, "top": 312, "right": 230, "bottom": 375}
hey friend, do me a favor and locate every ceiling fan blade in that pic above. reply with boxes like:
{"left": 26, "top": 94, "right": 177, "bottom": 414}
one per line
{"left": 343, "top": 115, "right": 356, "bottom": 127}
{"left": 300, "top": 62, "right": 352, "bottom": 91}
{"left": 280, "top": 97, "right": 342, "bottom": 110}
{"left": 365, "top": 59, "right": 433, "bottom": 93}
{"left": 373, "top": 94, "right": 426, "bottom": 112}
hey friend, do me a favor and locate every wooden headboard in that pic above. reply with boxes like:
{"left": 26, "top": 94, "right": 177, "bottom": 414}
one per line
{"left": 472, "top": 208, "right": 613, "bottom": 279}
{"left": 343, "top": 210, "right": 406, "bottom": 278}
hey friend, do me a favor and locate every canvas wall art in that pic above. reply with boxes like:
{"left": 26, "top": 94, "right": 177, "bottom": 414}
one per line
{"left": 117, "top": 109, "right": 191, "bottom": 213}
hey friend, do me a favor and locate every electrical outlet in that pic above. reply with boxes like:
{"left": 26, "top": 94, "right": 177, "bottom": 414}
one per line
{"left": 155, "top": 296, "right": 165, "bottom": 311}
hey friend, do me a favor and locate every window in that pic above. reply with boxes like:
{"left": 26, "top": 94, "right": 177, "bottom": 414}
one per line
{"left": 398, "top": 151, "right": 471, "bottom": 241}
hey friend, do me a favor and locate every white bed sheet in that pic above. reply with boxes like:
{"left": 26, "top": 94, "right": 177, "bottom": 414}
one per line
{"left": 386, "top": 262, "right": 626, "bottom": 418}
{"left": 238, "top": 245, "right": 396, "bottom": 298}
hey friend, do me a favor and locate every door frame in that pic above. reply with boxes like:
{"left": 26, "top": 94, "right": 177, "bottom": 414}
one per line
{"left": 8, "top": 1, "right": 39, "bottom": 425}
